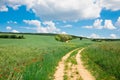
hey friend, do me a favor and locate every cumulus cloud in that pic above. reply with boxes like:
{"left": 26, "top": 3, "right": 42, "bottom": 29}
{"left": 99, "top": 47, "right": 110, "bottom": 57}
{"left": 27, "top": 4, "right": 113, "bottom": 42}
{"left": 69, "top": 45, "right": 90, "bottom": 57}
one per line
{"left": 23, "top": 20, "right": 60, "bottom": 33}
{"left": 116, "top": 17, "right": 120, "bottom": 27}
{"left": 1, "top": 0, "right": 120, "bottom": 21}
{"left": 0, "top": 5, "right": 8, "bottom": 12}
{"left": 104, "top": 20, "right": 116, "bottom": 30}
{"left": 83, "top": 19, "right": 103, "bottom": 29}
{"left": 0, "top": 0, "right": 101, "bottom": 20}
{"left": 90, "top": 33, "right": 118, "bottom": 39}
{"left": 90, "top": 33, "right": 100, "bottom": 38}
{"left": 32, "top": 0, "right": 101, "bottom": 20}
{"left": 93, "top": 19, "right": 103, "bottom": 29}
{"left": 6, "top": 26, "right": 12, "bottom": 30}
{"left": 6, "top": 25, "right": 20, "bottom": 33}
{"left": 101, "top": 0, "right": 120, "bottom": 11}
{"left": 110, "top": 34, "right": 117, "bottom": 39}
{"left": 42, "top": 21, "right": 60, "bottom": 33}
{"left": 23, "top": 20, "right": 41, "bottom": 27}
{"left": 83, "top": 19, "right": 116, "bottom": 30}
{"left": 10, "top": 5, "right": 21, "bottom": 10}
{"left": 12, "top": 30, "right": 19, "bottom": 33}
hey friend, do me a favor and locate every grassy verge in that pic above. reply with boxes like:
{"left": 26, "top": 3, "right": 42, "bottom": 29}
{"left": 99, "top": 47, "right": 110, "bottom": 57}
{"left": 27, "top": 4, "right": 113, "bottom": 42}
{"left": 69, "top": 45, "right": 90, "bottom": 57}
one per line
{"left": 81, "top": 42, "right": 120, "bottom": 80}
{"left": 66, "top": 50, "right": 79, "bottom": 65}
{"left": 22, "top": 46, "right": 77, "bottom": 80}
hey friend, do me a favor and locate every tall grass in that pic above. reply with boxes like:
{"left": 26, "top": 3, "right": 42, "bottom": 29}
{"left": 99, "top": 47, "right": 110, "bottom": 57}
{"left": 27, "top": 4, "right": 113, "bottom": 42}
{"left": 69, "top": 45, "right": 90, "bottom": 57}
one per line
{"left": 81, "top": 42, "right": 120, "bottom": 80}
{"left": 0, "top": 34, "right": 93, "bottom": 80}
{"left": 22, "top": 46, "right": 76, "bottom": 80}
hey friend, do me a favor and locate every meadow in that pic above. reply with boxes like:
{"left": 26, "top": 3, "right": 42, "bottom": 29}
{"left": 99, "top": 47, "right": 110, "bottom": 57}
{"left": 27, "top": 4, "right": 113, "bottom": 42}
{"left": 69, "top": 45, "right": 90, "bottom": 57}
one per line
{"left": 0, "top": 34, "right": 93, "bottom": 80}
{"left": 1, "top": 33, "right": 120, "bottom": 80}
{"left": 81, "top": 42, "right": 120, "bottom": 80}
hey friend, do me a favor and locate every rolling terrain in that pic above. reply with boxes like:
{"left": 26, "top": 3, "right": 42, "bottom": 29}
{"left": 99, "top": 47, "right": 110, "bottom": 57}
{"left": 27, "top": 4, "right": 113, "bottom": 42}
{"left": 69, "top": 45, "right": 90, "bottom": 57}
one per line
{"left": 0, "top": 33, "right": 120, "bottom": 80}
{"left": 0, "top": 33, "right": 92, "bottom": 80}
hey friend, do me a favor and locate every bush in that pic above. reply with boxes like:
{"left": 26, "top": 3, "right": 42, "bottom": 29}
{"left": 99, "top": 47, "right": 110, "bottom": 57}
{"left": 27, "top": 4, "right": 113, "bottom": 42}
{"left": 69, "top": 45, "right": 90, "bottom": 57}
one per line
{"left": 80, "top": 37, "right": 83, "bottom": 40}
{"left": 0, "top": 35, "right": 9, "bottom": 38}
{"left": 10, "top": 35, "right": 17, "bottom": 38}
{"left": 0, "top": 34, "right": 25, "bottom": 39}
{"left": 18, "top": 35, "right": 24, "bottom": 39}
{"left": 55, "top": 34, "right": 73, "bottom": 42}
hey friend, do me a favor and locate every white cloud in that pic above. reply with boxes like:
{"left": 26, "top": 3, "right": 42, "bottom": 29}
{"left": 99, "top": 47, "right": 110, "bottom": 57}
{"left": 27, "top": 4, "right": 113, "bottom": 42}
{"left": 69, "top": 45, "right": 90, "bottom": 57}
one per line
{"left": 61, "top": 32, "right": 67, "bottom": 34}
{"left": 83, "top": 19, "right": 116, "bottom": 30}
{"left": 104, "top": 20, "right": 116, "bottom": 30}
{"left": 23, "top": 20, "right": 61, "bottom": 33}
{"left": 7, "top": 21, "right": 17, "bottom": 24}
{"left": 110, "top": 34, "right": 117, "bottom": 39}
{"left": 23, "top": 20, "right": 41, "bottom": 27}
{"left": 116, "top": 17, "right": 120, "bottom": 27}
{"left": 83, "top": 26, "right": 93, "bottom": 29}
{"left": 63, "top": 24, "right": 72, "bottom": 28}
{"left": 42, "top": 21, "right": 60, "bottom": 33}
{"left": 0, "top": 0, "right": 101, "bottom": 20}
{"left": 101, "top": 0, "right": 120, "bottom": 11}
{"left": 6, "top": 26, "right": 12, "bottom": 30}
{"left": 9, "top": 5, "right": 21, "bottom": 10}
{"left": 93, "top": 19, "right": 103, "bottom": 29}
{"left": 20, "top": 27, "right": 36, "bottom": 30}
{"left": 90, "top": 33, "right": 100, "bottom": 38}
{"left": 1, "top": 0, "right": 120, "bottom": 21}
{"left": 0, "top": 5, "right": 8, "bottom": 12}
{"left": 83, "top": 19, "right": 103, "bottom": 29}
{"left": 31, "top": 0, "right": 101, "bottom": 20}
{"left": 12, "top": 30, "right": 19, "bottom": 33}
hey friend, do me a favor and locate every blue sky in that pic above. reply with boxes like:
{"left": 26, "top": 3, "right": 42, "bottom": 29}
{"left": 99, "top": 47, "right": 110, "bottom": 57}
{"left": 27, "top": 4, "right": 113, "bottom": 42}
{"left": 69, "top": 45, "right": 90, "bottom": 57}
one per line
{"left": 0, "top": 0, "right": 120, "bottom": 38}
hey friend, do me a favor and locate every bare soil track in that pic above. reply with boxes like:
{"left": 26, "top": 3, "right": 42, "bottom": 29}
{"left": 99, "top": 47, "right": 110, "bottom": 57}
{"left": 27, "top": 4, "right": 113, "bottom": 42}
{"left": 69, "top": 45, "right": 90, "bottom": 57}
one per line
{"left": 54, "top": 48, "right": 95, "bottom": 80}
{"left": 54, "top": 48, "right": 78, "bottom": 80}
{"left": 76, "top": 48, "right": 95, "bottom": 80}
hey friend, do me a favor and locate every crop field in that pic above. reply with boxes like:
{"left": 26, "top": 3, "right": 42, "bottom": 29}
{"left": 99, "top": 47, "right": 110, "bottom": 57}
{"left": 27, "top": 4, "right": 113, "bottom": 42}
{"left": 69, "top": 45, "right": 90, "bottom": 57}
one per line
{"left": 81, "top": 42, "right": 120, "bottom": 80}
{"left": 0, "top": 34, "right": 93, "bottom": 80}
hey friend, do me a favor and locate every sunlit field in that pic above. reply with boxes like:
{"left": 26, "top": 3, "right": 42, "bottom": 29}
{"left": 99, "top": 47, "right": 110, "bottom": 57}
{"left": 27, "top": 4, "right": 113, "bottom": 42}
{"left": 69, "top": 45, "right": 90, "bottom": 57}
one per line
{"left": 0, "top": 34, "right": 93, "bottom": 80}
{"left": 0, "top": 0, "right": 120, "bottom": 80}
{"left": 81, "top": 42, "right": 120, "bottom": 80}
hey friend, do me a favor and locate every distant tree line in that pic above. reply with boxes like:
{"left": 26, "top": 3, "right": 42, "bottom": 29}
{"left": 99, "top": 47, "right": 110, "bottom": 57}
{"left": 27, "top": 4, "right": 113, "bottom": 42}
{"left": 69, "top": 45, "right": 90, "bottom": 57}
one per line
{"left": 0, "top": 34, "right": 25, "bottom": 39}
{"left": 92, "top": 39, "right": 120, "bottom": 42}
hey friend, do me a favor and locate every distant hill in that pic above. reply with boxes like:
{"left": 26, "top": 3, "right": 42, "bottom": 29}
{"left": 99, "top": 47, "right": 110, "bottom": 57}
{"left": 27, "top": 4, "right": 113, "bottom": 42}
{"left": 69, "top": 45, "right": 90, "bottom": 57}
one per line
{"left": 0, "top": 32, "right": 85, "bottom": 38}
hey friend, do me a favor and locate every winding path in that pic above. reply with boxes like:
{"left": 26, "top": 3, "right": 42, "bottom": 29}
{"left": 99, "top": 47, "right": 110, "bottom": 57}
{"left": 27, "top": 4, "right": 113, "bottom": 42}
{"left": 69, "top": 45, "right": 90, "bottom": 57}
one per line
{"left": 76, "top": 48, "right": 95, "bottom": 80}
{"left": 54, "top": 48, "right": 95, "bottom": 80}
{"left": 54, "top": 48, "right": 78, "bottom": 80}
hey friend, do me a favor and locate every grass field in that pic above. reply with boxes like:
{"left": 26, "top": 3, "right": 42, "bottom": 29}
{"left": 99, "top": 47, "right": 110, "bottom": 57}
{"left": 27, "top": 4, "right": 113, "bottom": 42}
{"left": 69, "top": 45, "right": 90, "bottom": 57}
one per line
{"left": 0, "top": 34, "right": 93, "bottom": 80}
{"left": 1, "top": 33, "right": 120, "bottom": 80}
{"left": 81, "top": 42, "right": 120, "bottom": 80}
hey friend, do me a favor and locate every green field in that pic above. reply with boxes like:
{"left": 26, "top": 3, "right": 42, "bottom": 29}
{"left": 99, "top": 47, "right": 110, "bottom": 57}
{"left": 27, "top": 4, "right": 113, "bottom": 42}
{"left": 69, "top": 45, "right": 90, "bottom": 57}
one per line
{"left": 81, "top": 42, "right": 120, "bottom": 80}
{"left": 0, "top": 34, "right": 92, "bottom": 80}
{"left": 0, "top": 33, "right": 120, "bottom": 80}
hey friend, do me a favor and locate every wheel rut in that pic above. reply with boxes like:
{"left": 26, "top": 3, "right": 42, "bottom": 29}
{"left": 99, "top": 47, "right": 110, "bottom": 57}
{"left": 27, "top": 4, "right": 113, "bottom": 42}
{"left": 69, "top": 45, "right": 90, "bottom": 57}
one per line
{"left": 54, "top": 48, "right": 95, "bottom": 80}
